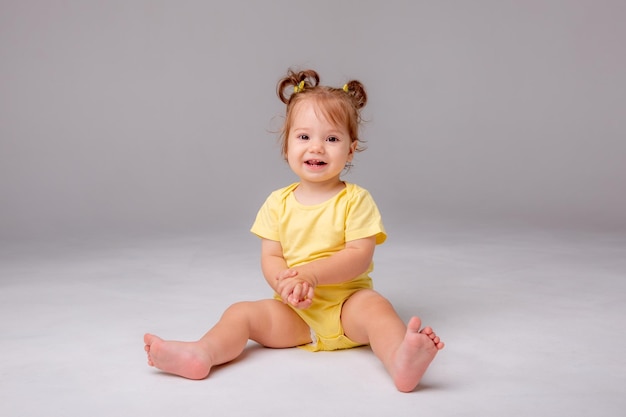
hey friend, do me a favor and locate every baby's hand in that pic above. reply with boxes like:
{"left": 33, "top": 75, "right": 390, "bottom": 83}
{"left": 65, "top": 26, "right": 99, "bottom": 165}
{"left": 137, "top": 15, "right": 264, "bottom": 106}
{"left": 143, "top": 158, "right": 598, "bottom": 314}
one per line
{"left": 286, "top": 281, "right": 314, "bottom": 309}
{"left": 276, "top": 268, "right": 298, "bottom": 282}
{"left": 276, "top": 269, "right": 315, "bottom": 309}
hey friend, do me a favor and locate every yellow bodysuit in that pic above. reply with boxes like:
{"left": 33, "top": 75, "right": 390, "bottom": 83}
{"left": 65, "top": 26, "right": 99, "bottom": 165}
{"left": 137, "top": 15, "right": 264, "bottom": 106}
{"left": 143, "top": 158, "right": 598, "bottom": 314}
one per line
{"left": 251, "top": 182, "right": 386, "bottom": 351}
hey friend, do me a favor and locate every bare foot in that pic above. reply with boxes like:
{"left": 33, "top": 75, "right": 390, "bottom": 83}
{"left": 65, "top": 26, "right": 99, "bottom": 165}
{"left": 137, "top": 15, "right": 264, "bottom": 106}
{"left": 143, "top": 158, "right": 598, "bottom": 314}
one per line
{"left": 144, "top": 333, "right": 213, "bottom": 380}
{"left": 391, "top": 316, "right": 444, "bottom": 392}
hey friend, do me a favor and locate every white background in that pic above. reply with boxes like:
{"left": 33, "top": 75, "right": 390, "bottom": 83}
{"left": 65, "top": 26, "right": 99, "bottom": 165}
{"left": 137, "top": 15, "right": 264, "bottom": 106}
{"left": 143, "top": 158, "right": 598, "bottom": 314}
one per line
{"left": 2, "top": 0, "right": 624, "bottom": 241}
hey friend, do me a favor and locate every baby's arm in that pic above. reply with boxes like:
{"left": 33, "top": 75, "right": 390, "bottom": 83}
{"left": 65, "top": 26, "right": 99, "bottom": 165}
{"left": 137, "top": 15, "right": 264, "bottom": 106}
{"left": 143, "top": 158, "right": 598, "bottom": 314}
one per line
{"left": 292, "top": 235, "right": 376, "bottom": 286}
{"left": 260, "top": 239, "right": 314, "bottom": 308}
{"left": 260, "top": 235, "right": 377, "bottom": 306}
{"left": 260, "top": 238, "right": 291, "bottom": 292}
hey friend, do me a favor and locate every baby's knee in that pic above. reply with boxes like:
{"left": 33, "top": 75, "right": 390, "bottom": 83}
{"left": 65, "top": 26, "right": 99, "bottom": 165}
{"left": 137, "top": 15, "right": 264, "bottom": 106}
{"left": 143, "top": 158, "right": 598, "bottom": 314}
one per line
{"left": 222, "top": 301, "right": 256, "bottom": 320}
{"left": 346, "top": 289, "right": 394, "bottom": 313}
{"left": 224, "top": 300, "right": 276, "bottom": 319}
{"left": 221, "top": 301, "right": 250, "bottom": 322}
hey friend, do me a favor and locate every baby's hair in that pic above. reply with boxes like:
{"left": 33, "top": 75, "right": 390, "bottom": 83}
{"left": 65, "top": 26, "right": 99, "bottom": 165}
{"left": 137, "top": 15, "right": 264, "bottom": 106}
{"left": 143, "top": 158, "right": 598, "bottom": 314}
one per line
{"left": 276, "top": 68, "right": 367, "bottom": 159}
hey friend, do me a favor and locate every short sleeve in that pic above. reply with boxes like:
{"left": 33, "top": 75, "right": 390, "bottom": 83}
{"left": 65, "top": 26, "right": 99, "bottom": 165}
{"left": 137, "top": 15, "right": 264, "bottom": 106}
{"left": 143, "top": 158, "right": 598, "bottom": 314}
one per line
{"left": 345, "top": 187, "right": 387, "bottom": 245}
{"left": 250, "top": 192, "right": 281, "bottom": 241}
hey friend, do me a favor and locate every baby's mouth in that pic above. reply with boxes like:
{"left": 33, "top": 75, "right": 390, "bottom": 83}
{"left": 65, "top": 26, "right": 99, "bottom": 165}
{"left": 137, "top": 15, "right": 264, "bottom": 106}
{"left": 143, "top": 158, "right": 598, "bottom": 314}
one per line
{"left": 305, "top": 160, "right": 327, "bottom": 166}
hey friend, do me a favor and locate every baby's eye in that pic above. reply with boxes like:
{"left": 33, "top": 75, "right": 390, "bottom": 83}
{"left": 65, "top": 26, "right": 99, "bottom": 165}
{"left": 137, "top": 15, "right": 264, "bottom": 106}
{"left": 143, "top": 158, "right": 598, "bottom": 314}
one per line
{"left": 327, "top": 136, "right": 339, "bottom": 142}
{"left": 298, "top": 134, "right": 309, "bottom": 140}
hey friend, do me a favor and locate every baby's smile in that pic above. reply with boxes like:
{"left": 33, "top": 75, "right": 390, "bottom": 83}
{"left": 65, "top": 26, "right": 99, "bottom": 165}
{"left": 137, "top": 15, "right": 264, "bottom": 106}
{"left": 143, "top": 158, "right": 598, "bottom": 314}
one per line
{"left": 305, "top": 159, "right": 327, "bottom": 166}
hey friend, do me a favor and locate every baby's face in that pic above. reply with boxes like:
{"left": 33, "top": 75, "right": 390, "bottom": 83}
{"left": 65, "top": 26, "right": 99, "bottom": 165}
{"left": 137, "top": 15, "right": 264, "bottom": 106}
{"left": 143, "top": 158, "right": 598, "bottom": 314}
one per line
{"left": 286, "top": 100, "right": 356, "bottom": 187}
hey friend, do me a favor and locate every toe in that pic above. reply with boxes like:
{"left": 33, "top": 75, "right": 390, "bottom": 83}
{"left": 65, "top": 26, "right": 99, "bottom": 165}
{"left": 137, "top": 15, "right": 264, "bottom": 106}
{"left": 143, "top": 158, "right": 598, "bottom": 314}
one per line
{"left": 407, "top": 317, "right": 422, "bottom": 332}
{"left": 420, "top": 326, "right": 433, "bottom": 336}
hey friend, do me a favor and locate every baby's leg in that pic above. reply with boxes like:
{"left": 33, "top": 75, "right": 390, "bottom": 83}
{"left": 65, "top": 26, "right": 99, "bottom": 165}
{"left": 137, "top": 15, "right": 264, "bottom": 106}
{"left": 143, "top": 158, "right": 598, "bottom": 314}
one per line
{"left": 341, "top": 290, "right": 444, "bottom": 392}
{"left": 144, "top": 299, "right": 311, "bottom": 379}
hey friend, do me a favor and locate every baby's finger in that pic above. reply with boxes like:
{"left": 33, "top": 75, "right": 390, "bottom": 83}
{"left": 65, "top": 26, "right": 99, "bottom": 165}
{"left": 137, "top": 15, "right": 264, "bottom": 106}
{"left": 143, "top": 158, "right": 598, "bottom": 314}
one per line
{"left": 295, "top": 298, "right": 312, "bottom": 310}
{"left": 297, "top": 282, "right": 307, "bottom": 298}
{"left": 276, "top": 269, "right": 297, "bottom": 282}
{"left": 290, "top": 283, "right": 304, "bottom": 305}
{"left": 281, "top": 285, "right": 293, "bottom": 304}
{"left": 284, "top": 288, "right": 295, "bottom": 304}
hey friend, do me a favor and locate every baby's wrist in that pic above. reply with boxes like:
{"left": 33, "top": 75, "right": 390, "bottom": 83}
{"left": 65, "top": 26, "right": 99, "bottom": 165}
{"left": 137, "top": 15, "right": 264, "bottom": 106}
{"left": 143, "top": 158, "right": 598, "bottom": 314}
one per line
{"left": 302, "top": 269, "right": 319, "bottom": 287}
{"left": 290, "top": 267, "right": 316, "bottom": 287}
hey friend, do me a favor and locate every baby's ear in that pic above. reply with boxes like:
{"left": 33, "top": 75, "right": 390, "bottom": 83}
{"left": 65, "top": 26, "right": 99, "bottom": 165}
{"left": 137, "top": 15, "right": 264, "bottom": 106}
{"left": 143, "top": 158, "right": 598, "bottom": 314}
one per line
{"left": 349, "top": 140, "right": 358, "bottom": 155}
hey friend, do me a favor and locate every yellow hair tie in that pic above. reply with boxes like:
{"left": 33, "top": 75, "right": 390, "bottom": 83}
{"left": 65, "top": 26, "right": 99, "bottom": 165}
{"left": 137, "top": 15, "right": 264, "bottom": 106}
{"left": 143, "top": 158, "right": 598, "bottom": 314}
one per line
{"left": 342, "top": 83, "right": 349, "bottom": 92}
{"left": 294, "top": 81, "right": 305, "bottom": 93}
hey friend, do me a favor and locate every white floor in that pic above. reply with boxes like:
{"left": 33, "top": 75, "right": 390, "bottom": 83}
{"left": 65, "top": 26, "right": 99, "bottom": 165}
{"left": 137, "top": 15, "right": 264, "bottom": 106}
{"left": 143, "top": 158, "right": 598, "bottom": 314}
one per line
{"left": 1, "top": 224, "right": 625, "bottom": 416}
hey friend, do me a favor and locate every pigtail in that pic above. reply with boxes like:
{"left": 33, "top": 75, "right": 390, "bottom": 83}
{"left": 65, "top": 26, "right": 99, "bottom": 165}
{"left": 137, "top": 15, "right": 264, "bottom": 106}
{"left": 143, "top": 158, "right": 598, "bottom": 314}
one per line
{"left": 342, "top": 80, "right": 367, "bottom": 110}
{"left": 277, "top": 69, "right": 321, "bottom": 104}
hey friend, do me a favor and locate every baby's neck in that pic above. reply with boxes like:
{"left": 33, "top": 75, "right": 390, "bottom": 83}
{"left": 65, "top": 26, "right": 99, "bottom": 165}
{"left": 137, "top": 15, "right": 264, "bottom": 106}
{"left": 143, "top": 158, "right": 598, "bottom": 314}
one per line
{"left": 293, "top": 181, "right": 346, "bottom": 205}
